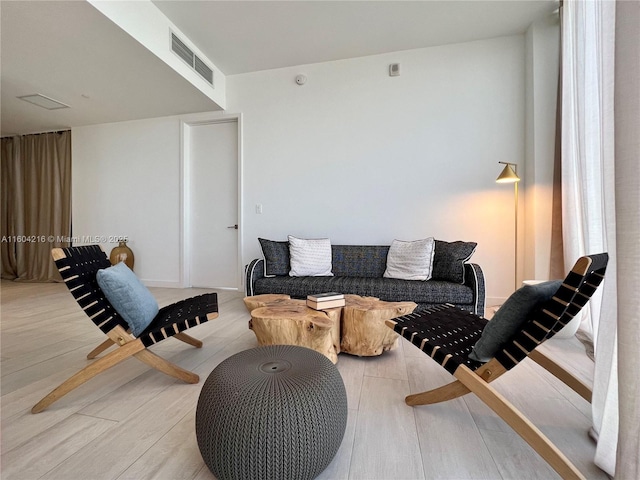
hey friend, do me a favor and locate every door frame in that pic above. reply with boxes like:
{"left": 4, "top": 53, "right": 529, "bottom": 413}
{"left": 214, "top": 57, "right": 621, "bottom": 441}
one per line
{"left": 180, "top": 113, "right": 243, "bottom": 290}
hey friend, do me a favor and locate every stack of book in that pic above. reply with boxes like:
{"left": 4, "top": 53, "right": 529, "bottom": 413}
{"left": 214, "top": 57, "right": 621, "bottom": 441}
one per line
{"left": 306, "top": 292, "right": 345, "bottom": 310}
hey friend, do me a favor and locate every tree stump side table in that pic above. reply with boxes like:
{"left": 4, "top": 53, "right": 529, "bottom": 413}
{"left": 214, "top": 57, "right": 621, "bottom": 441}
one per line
{"left": 244, "top": 294, "right": 341, "bottom": 364}
{"left": 340, "top": 295, "right": 417, "bottom": 356}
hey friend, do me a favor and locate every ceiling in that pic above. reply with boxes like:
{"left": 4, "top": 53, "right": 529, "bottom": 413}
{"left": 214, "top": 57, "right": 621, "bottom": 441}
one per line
{"left": 1, "top": 0, "right": 558, "bottom": 136}
{"left": 152, "top": 0, "right": 558, "bottom": 75}
{"left": 0, "top": 1, "right": 221, "bottom": 137}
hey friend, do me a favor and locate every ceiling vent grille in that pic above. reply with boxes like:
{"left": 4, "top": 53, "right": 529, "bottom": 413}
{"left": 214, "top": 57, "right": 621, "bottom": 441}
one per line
{"left": 171, "top": 33, "right": 194, "bottom": 65}
{"left": 194, "top": 56, "right": 213, "bottom": 85}
{"left": 171, "top": 32, "right": 214, "bottom": 87}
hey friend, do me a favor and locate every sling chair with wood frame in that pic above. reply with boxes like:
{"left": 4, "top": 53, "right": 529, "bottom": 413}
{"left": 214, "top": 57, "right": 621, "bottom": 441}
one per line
{"left": 32, "top": 245, "right": 219, "bottom": 413}
{"left": 386, "top": 253, "right": 608, "bottom": 480}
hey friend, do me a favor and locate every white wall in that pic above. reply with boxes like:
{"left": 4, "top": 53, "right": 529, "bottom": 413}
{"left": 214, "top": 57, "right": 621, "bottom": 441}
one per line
{"left": 71, "top": 33, "right": 560, "bottom": 304}
{"left": 72, "top": 117, "right": 184, "bottom": 286}
{"left": 523, "top": 15, "right": 561, "bottom": 282}
{"left": 228, "top": 36, "right": 526, "bottom": 303}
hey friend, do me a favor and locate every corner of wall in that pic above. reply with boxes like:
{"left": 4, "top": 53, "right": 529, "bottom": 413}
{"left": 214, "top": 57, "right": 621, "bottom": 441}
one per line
{"left": 522, "top": 15, "right": 560, "bottom": 282}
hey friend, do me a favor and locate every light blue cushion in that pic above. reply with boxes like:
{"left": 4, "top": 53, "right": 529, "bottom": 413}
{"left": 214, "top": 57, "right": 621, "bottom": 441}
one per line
{"left": 96, "top": 262, "right": 159, "bottom": 336}
{"left": 469, "top": 280, "right": 562, "bottom": 362}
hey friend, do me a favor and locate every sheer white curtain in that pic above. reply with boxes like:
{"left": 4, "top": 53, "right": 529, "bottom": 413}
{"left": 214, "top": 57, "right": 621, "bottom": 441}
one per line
{"left": 561, "top": 0, "right": 617, "bottom": 475}
{"left": 561, "top": 0, "right": 615, "bottom": 343}
{"left": 562, "top": 0, "right": 640, "bottom": 476}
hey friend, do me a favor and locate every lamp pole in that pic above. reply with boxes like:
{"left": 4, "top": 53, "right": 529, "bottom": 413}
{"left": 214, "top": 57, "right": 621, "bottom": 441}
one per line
{"left": 513, "top": 171, "right": 518, "bottom": 290}
{"left": 496, "top": 162, "right": 520, "bottom": 291}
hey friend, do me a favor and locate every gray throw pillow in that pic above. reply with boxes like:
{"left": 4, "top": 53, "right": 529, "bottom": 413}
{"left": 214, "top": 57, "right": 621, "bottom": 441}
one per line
{"left": 258, "top": 238, "right": 290, "bottom": 277}
{"left": 469, "top": 280, "right": 562, "bottom": 362}
{"left": 432, "top": 240, "right": 477, "bottom": 284}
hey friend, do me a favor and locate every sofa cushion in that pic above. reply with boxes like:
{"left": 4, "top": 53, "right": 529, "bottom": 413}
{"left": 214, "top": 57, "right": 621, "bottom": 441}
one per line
{"left": 288, "top": 236, "right": 333, "bottom": 277}
{"left": 432, "top": 240, "right": 477, "bottom": 283}
{"left": 258, "top": 238, "right": 290, "bottom": 277}
{"left": 254, "top": 276, "right": 474, "bottom": 305}
{"left": 331, "top": 245, "right": 389, "bottom": 278}
{"left": 469, "top": 280, "right": 562, "bottom": 362}
{"left": 384, "top": 238, "right": 435, "bottom": 281}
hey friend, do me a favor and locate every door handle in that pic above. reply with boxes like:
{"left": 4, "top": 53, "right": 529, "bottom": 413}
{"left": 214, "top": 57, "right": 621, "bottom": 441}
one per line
{"left": 227, "top": 224, "right": 238, "bottom": 230}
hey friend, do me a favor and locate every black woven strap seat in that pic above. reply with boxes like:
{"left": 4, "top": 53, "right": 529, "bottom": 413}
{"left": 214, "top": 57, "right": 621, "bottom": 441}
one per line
{"left": 138, "top": 293, "right": 218, "bottom": 347}
{"left": 196, "top": 345, "right": 348, "bottom": 480}
{"left": 31, "top": 245, "right": 218, "bottom": 413}
{"left": 386, "top": 254, "right": 608, "bottom": 480}
{"left": 52, "top": 245, "right": 218, "bottom": 341}
{"left": 389, "top": 253, "right": 608, "bottom": 376}
{"left": 391, "top": 304, "right": 487, "bottom": 375}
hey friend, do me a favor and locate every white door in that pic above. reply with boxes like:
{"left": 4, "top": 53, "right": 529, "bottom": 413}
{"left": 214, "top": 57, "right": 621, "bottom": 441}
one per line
{"left": 188, "top": 120, "right": 239, "bottom": 289}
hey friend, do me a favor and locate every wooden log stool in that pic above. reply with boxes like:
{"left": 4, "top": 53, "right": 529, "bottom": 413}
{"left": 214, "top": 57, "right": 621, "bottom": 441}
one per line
{"left": 244, "top": 294, "right": 341, "bottom": 364}
{"left": 340, "top": 295, "right": 417, "bottom": 356}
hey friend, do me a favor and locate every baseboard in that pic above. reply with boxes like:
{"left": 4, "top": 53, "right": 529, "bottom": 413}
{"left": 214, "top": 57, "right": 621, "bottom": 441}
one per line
{"left": 142, "top": 280, "right": 241, "bottom": 290}
{"left": 486, "top": 296, "right": 507, "bottom": 308}
{"left": 142, "top": 279, "right": 184, "bottom": 288}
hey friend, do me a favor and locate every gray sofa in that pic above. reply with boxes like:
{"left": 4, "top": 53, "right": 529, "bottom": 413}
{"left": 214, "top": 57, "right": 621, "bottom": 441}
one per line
{"left": 245, "top": 240, "right": 485, "bottom": 315}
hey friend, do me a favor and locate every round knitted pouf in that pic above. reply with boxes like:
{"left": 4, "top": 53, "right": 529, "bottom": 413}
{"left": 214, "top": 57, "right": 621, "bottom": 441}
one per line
{"left": 195, "top": 345, "right": 348, "bottom": 480}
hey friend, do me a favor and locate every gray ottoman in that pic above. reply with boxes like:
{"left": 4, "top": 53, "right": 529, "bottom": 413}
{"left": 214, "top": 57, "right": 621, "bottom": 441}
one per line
{"left": 195, "top": 345, "right": 348, "bottom": 480}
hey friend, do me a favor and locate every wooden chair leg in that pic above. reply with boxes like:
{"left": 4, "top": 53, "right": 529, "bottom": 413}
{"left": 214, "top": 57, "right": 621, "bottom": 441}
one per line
{"left": 133, "top": 349, "right": 199, "bottom": 384}
{"left": 454, "top": 364, "right": 586, "bottom": 480}
{"left": 174, "top": 332, "right": 203, "bottom": 348}
{"left": 32, "top": 340, "right": 145, "bottom": 414}
{"left": 406, "top": 380, "right": 471, "bottom": 406}
{"left": 87, "top": 338, "right": 116, "bottom": 359}
{"left": 529, "top": 349, "right": 592, "bottom": 403}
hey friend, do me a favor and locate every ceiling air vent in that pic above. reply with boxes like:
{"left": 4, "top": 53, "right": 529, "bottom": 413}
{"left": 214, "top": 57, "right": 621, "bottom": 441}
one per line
{"left": 194, "top": 56, "right": 213, "bottom": 85}
{"left": 171, "top": 33, "right": 194, "bottom": 65}
{"left": 18, "top": 93, "right": 69, "bottom": 110}
{"left": 171, "top": 32, "right": 214, "bottom": 87}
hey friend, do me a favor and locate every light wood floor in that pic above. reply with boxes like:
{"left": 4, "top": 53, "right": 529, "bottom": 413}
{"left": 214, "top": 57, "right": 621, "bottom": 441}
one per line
{"left": 1, "top": 280, "right": 609, "bottom": 480}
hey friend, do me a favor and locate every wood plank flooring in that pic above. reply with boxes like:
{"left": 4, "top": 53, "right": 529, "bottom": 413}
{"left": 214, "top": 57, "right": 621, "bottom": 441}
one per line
{"left": 1, "top": 280, "right": 609, "bottom": 480}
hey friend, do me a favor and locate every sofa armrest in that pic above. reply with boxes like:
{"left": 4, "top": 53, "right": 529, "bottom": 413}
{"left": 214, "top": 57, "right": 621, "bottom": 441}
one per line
{"left": 464, "top": 263, "right": 485, "bottom": 317}
{"left": 245, "top": 259, "right": 265, "bottom": 296}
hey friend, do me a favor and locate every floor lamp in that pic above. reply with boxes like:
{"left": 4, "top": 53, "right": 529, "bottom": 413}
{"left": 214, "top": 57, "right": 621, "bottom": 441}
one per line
{"left": 496, "top": 162, "right": 520, "bottom": 290}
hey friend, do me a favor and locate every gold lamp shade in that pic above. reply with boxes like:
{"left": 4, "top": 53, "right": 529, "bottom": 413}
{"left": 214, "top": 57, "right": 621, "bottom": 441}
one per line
{"left": 496, "top": 163, "right": 520, "bottom": 183}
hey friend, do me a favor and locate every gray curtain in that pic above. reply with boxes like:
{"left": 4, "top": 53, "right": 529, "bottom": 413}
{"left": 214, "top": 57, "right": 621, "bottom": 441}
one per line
{"left": 1, "top": 131, "right": 72, "bottom": 281}
{"left": 614, "top": 1, "right": 640, "bottom": 477}
{"left": 549, "top": 7, "right": 565, "bottom": 280}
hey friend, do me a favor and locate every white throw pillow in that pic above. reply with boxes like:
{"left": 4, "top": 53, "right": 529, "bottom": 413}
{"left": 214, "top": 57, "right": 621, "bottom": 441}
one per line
{"left": 384, "top": 238, "right": 436, "bottom": 281}
{"left": 288, "top": 236, "right": 334, "bottom": 277}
